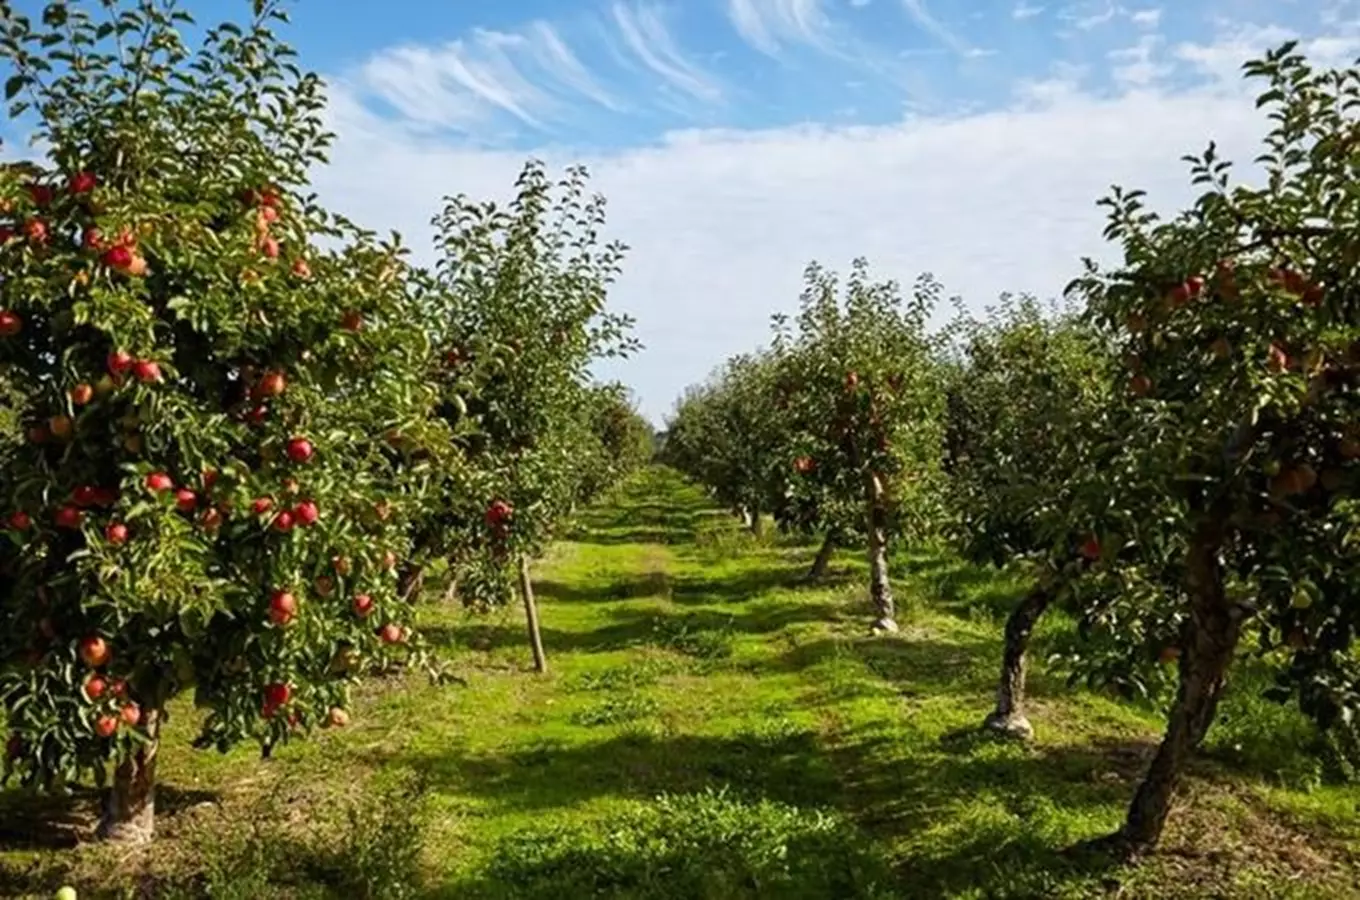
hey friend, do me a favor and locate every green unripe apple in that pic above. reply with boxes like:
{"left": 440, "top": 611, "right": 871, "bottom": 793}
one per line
{"left": 55, "top": 887, "right": 78, "bottom": 900}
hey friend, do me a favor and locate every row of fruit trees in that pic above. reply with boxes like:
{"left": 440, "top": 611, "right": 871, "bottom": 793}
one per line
{"left": 0, "top": 0, "right": 652, "bottom": 844}
{"left": 661, "top": 43, "right": 1360, "bottom": 857}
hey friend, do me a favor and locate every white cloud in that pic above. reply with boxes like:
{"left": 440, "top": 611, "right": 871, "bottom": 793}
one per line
{"left": 727, "top": 0, "right": 835, "bottom": 55}
{"left": 897, "top": 0, "right": 984, "bottom": 56}
{"left": 310, "top": 16, "right": 1349, "bottom": 422}
{"left": 1012, "top": 3, "right": 1046, "bottom": 19}
{"left": 610, "top": 2, "right": 723, "bottom": 102}
{"left": 1130, "top": 8, "right": 1163, "bottom": 27}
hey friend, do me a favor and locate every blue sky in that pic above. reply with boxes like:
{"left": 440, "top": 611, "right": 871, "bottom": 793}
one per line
{"left": 7, "top": 0, "right": 1360, "bottom": 422}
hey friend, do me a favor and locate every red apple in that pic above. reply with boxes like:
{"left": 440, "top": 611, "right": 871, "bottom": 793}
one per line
{"left": 104, "top": 522, "right": 129, "bottom": 545}
{"left": 7, "top": 510, "right": 31, "bottom": 531}
{"left": 72, "top": 485, "right": 99, "bottom": 507}
{"left": 84, "top": 675, "right": 107, "bottom": 700}
{"left": 48, "top": 415, "right": 73, "bottom": 440}
{"left": 1080, "top": 536, "right": 1101, "bottom": 561}
{"left": 82, "top": 226, "right": 104, "bottom": 251}
{"left": 291, "top": 258, "right": 311, "bottom": 279}
{"left": 145, "top": 472, "right": 173, "bottom": 493}
{"left": 23, "top": 217, "right": 48, "bottom": 245}
{"left": 255, "top": 369, "right": 286, "bottom": 398}
{"left": 107, "top": 350, "right": 133, "bottom": 375}
{"left": 0, "top": 310, "right": 21, "bottom": 337}
{"left": 26, "top": 183, "right": 52, "bottom": 207}
{"left": 199, "top": 507, "right": 223, "bottom": 531}
{"left": 268, "top": 589, "right": 297, "bottom": 625}
{"left": 333, "top": 556, "right": 352, "bottom": 576}
{"left": 294, "top": 500, "right": 319, "bottom": 526}
{"left": 285, "top": 437, "right": 314, "bottom": 463}
{"left": 54, "top": 505, "right": 83, "bottom": 529}
{"left": 264, "top": 682, "right": 291, "bottom": 707}
{"left": 109, "top": 678, "right": 128, "bottom": 699}
{"left": 101, "top": 245, "right": 134, "bottom": 270}
{"left": 94, "top": 715, "right": 119, "bottom": 738}
{"left": 68, "top": 170, "right": 97, "bottom": 194}
{"left": 327, "top": 707, "right": 349, "bottom": 728}
{"left": 132, "top": 359, "right": 162, "bottom": 383}
{"left": 78, "top": 635, "right": 110, "bottom": 668}
{"left": 120, "top": 703, "right": 141, "bottom": 727}
{"left": 70, "top": 383, "right": 94, "bottom": 405}
{"left": 259, "top": 235, "right": 280, "bottom": 258}
{"left": 273, "top": 510, "right": 296, "bottom": 532}
{"left": 352, "top": 594, "right": 375, "bottom": 618}
{"left": 251, "top": 496, "right": 274, "bottom": 515}
{"left": 247, "top": 403, "right": 269, "bottom": 425}
{"left": 340, "top": 310, "right": 363, "bottom": 332}
{"left": 378, "top": 623, "right": 403, "bottom": 644}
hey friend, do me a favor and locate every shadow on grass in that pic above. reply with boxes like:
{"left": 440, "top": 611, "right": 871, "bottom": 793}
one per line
{"left": 0, "top": 784, "right": 219, "bottom": 851}
{"left": 392, "top": 725, "right": 1133, "bottom": 898}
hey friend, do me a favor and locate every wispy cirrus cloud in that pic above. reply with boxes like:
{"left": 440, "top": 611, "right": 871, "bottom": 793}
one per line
{"left": 726, "top": 0, "right": 835, "bottom": 56}
{"left": 1012, "top": 3, "right": 1046, "bottom": 20}
{"left": 610, "top": 2, "right": 723, "bottom": 102}
{"left": 897, "top": 0, "right": 989, "bottom": 57}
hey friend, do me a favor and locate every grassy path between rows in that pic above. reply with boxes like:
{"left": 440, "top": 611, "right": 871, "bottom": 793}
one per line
{"left": 3, "top": 466, "right": 1360, "bottom": 898}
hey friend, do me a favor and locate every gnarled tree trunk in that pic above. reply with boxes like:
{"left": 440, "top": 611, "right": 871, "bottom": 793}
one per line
{"left": 1104, "top": 516, "right": 1240, "bottom": 858}
{"left": 807, "top": 531, "right": 837, "bottom": 581}
{"left": 865, "top": 472, "right": 896, "bottom": 633}
{"left": 519, "top": 556, "right": 548, "bottom": 674}
{"left": 398, "top": 561, "right": 425, "bottom": 605}
{"left": 982, "top": 577, "right": 1056, "bottom": 741}
{"left": 97, "top": 709, "right": 161, "bottom": 844}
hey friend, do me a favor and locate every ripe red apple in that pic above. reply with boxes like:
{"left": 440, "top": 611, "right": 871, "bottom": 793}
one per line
{"left": 68, "top": 170, "right": 97, "bottom": 194}
{"left": 1080, "top": 536, "right": 1101, "bottom": 561}
{"left": 72, "top": 485, "right": 99, "bottom": 507}
{"left": 793, "top": 456, "right": 815, "bottom": 474}
{"left": 120, "top": 703, "right": 141, "bottom": 727}
{"left": 174, "top": 489, "right": 198, "bottom": 512}
{"left": 340, "top": 310, "right": 363, "bottom": 332}
{"left": 70, "top": 383, "right": 94, "bottom": 405}
{"left": 844, "top": 371, "right": 859, "bottom": 391}
{"left": 107, "top": 350, "right": 133, "bottom": 375}
{"left": 268, "top": 589, "right": 297, "bottom": 625}
{"left": 54, "top": 505, "right": 83, "bottom": 530}
{"left": 101, "top": 245, "right": 134, "bottom": 270}
{"left": 94, "top": 715, "right": 119, "bottom": 738}
{"left": 257, "top": 205, "right": 279, "bottom": 227}
{"left": 105, "top": 522, "right": 129, "bottom": 545}
{"left": 84, "top": 675, "right": 107, "bottom": 700}
{"left": 378, "top": 623, "right": 403, "bottom": 644}
{"left": 26, "top": 183, "right": 52, "bottom": 207}
{"left": 259, "top": 235, "right": 280, "bottom": 259}
{"left": 82, "top": 226, "right": 104, "bottom": 251}
{"left": 7, "top": 510, "right": 31, "bottom": 531}
{"left": 48, "top": 415, "right": 73, "bottom": 440}
{"left": 247, "top": 403, "right": 269, "bottom": 425}
{"left": 0, "top": 310, "right": 21, "bottom": 337}
{"left": 145, "top": 472, "right": 173, "bottom": 493}
{"left": 285, "top": 437, "right": 314, "bottom": 463}
{"left": 199, "top": 507, "right": 223, "bottom": 531}
{"left": 132, "top": 360, "right": 162, "bottom": 383}
{"left": 23, "top": 217, "right": 48, "bottom": 245}
{"left": 292, "top": 258, "right": 311, "bottom": 279}
{"left": 0, "top": 226, "right": 12, "bottom": 243}
{"left": 273, "top": 510, "right": 296, "bottom": 532}
{"left": 333, "top": 556, "right": 352, "bottom": 576}
{"left": 255, "top": 369, "right": 286, "bottom": 398}
{"left": 110, "top": 678, "right": 128, "bottom": 699}
{"left": 27, "top": 424, "right": 49, "bottom": 445}
{"left": 352, "top": 594, "right": 375, "bottom": 618}
{"left": 251, "top": 496, "right": 274, "bottom": 515}
{"left": 92, "top": 487, "right": 118, "bottom": 507}
{"left": 264, "top": 682, "right": 291, "bottom": 707}
{"left": 294, "top": 500, "right": 319, "bottom": 526}
{"left": 327, "top": 707, "right": 349, "bottom": 728}
{"left": 79, "top": 635, "right": 111, "bottom": 668}
{"left": 485, "top": 499, "right": 512, "bottom": 526}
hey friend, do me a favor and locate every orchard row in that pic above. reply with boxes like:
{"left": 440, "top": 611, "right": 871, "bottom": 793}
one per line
{"left": 660, "top": 43, "right": 1360, "bottom": 860}
{"left": 0, "top": 1, "right": 651, "bottom": 844}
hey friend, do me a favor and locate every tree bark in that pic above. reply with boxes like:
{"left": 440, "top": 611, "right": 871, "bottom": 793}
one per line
{"left": 1104, "top": 516, "right": 1241, "bottom": 858}
{"left": 519, "top": 556, "right": 548, "bottom": 674}
{"left": 807, "top": 531, "right": 837, "bottom": 581}
{"left": 865, "top": 472, "right": 897, "bottom": 633}
{"left": 398, "top": 561, "right": 425, "bottom": 605}
{"left": 982, "top": 577, "right": 1055, "bottom": 741}
{"left": 749, "top": 502, "right": 764, "bottom": 537}
{"left": 97, "top": 709, "right": 160, "bottom": 844}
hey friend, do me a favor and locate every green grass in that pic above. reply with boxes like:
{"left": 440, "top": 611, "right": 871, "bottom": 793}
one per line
{"left": 3, "top": 465, "right": 1359, "bottom": 898}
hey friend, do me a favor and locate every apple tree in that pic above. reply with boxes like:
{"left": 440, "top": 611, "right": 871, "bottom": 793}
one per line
{"left": 422, "top": 161, "right": 638, "bottom": 672}
{"left": 772, "top": 259, "right": 947, "bottom": 631}
{"left": 0, "top": 0, "right": 450, "bottom": 842}
{"left": 1066, "top": 42, "right": 1360, "bottom": 856}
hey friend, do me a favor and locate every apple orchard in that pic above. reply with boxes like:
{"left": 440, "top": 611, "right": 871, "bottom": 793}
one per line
{"left": 3, "top": 0, "right": 1360, "bottom": 882}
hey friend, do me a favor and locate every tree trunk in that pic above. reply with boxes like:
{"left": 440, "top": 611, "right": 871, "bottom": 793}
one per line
{"left": 982, "top": 577, "right": 1055, "bottom": 741}
{"left": 1104, "top": 517, "right": 1241, "bottom": 858}
{"left": 749, "top": 503, "right": 764, "bottom": 537}
{"left": 97, "top": 709, "right": 160, "bottom": 844}
{"left": 864, "top": 472, "right": 897, "bottom": 633}
{"left": 398, "top": 561, "right": 425, "bottom": 605}
{"left": 807, "top": 531, "right": 837, "bottom": 581}
{"left": 519, "top": 556, "right": 548, "bottom": 674}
